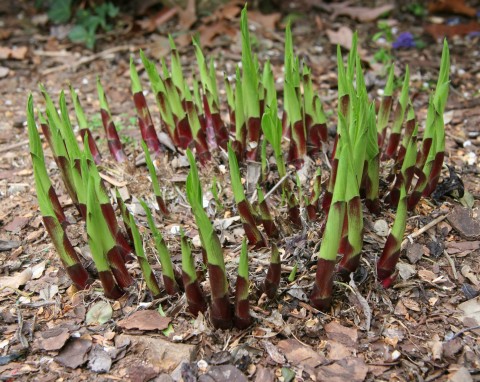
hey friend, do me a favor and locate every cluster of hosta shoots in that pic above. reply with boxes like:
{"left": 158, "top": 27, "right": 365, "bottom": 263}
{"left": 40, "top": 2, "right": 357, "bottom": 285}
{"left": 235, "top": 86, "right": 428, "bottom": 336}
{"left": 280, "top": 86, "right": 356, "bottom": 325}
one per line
{"left": 28, "top": 6, "right": 450, "bottom": 331}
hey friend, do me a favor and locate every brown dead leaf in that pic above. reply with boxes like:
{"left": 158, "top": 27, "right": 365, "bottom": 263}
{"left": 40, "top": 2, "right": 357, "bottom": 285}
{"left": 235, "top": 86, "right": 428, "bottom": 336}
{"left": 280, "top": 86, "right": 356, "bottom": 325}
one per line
{"left": 428, "top": 0, "right": 477, "bottom": 17}
{"left": 177, "top": 0, "right": 197, "bottom": 30}
{"left": 402, "top": 298, "right": 421, "bottom": 312}
{"left": 277, "top": 339, "right": 325, "bottom": 378}
{"left": 261, "top": 340, "right": 285, "bottom": 364}
{"left": 136, "top": 7, "right": 178, "bottom": 32}
{"left": 197, "top": 22, "right": 237, "bottom": 48}
{"left": 418, "top": 269, "right": 437, "bottom": 282}
{"left": 0, "top": 46, "right": 28, "bottom": 60}
{"left": 118, "top": 310, "right": 171, "bottom": 331}
{"left": 446, "top": 240, "right": 480, "bottom": 254}
{"left": 249, "top": 11, "right": 281, "bottom": 30}
{"left": 327, "top": 341, "right": 352, "bottom": 360}
{"left": 316, "top": 357, "right": 368, "bottom": 382}
{"left": 55, "top": 338, "right": 92, "bottom": 369}
{"left": 4, "top": 216, "right": 29, "bottom": 232}
{"left": 324, "top": 321, "right": 358, "bottom": 347}
{"left": 327, "top": 26, "right": 355, "bottom": 50}
{"left": 429, "top": 334, "right": 443, "bottom": 360}
{"left": 425, "top": 22, "right": 480, "bottom": 39}
{"left": 0, "top": 268, "right": 33, "bottom": 290}
{"left": 330, "top": 3, "right": 394, "bottom": 22}
{"left": 38, "top": 327, "right": 70, "bottom": 351}
{"left": 447, "top": 366, "right": 473, "bottom": 382}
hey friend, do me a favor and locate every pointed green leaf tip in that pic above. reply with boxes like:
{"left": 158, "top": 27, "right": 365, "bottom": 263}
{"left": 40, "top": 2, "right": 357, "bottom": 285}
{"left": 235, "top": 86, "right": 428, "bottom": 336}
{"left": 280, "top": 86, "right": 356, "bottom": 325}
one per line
{"left": 141, "top": 140, "right": 162, "bottom": 198}
{"left": 130, "top": 56, "right": 142, "bottom": 94}
{"left": 227, "top": 142, "right": 246, "bottom": 203}
{"left": 180, "top": 228, "right": 197, "bottom": 281}
{"left": 238, "top": 238, "right": 249, "bottom": 279}
{"left": 186, "top": 149, "right": 203, "bottom": 208}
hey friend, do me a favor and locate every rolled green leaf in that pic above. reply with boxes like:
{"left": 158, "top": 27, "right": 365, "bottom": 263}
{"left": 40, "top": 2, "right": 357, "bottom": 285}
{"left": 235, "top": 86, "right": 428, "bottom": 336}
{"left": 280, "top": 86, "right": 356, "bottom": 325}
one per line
{"left": 130, "top": 214, "right": 162, "bottom": 298}
{"left": 310, "top": 133, "right": 348, "bottom": 310}
{"left": 193, "top": 38, "right": 228, "bottom": 149}
{"left": 130, "top": 57, "right": 163, "bottom": 154}
{"left": 141, "top": 200, "right": 180, "bottom": 295}
{"left": 29, "top": 96, "right": 91, "bottom": 290}
{"left": 181, "top": 229, "right": 207, "bottom": 315}
{"left": 115, "top": 189, "right": 134, "bottom": 245}
{"left": 264, "top": 243, "right": 281, "bottom": 299}
{"left": 241, "top": 7, "right": 261, "bottom": 160}
{"left": 235, "top": 238, "right": 252, "bottom": 329}
{"left": 376, "top": 65, "right": 395, "bottom": 149}
{"left": 383, "top": 66, "right": 410, "bottom": 160}
{"left": 257, "top": 187, "right": 279, "bottom": 238}
{"left": 377, "top": 183, "right": 407, "bottom": 288}
{"left": 141, "top": 141, "right": 169, "bottom": 216}
{"left": 39, "top": 85, "right": 80, "bottom": 215}
{"left": 228, "top": 143, "right": 265, "bottom": 248}
{"left": 27, "top": 95, "right": 66, "bottom": 226}
{"left": 97, "top": 77, "right": 127, "bottom": 162}
{"left": 70, "top": 85, "right": 101, "bottom": 164}
{"left": 86, "top": 174, "right": 126, "bottom": 299}
{"left": 186, "top": 149, "right": 232, "bottom": 329}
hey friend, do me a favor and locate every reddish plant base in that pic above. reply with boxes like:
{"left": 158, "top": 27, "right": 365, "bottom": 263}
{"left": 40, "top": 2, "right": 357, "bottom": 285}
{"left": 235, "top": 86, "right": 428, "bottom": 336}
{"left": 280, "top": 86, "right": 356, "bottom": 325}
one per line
{"left": 237, "top": 200, "right": 266, "bottom": 248}
{"left": 307, "top": 122, "right": 328, "bottom": 154}
{"left": 310, "top": 258, "right": 336, "bottom": 311}
{"left": 208, "top": 263, "right": 233, "bottom": 329}
{"left": 98, "top": 271, "right": 125, "bottom": 300}
{"left": 383, "top": 132, "right": 401, "bottom": 161}
{"left": 287, "top": 120, "right": 307, "bottom": 169}
{"left": 133, "top": 92, "right": 163, "bottom": 154}
{"left": 183, "top": 275, "right": 208, "bottom": 316}
{"left": 107, "top": 246, "right": 134, "bottom": 289}
{"left": 163, "top": 275, "right": 179, "bottom": 296}
{"left": 376, "top": 235, "right": 400, "bottom": 288}
{"left": 264, "top": 262, "right": 280, "bottom": 299}
{"left": 423, "top": 152, "right": 445, "bottom": 197}
{"left": 246, "top": 117, "right": 261, "bottom": 161}
{"left": 47, "top": 187, "right": 67, "bottom": 227}
{"left": 66, "top": 263, "right": 93, "bottom": 290}
{"left": 79, "top": 128, "right": 101, "bottom": 165}
{"left": 175, "top": 115, "right": 194, "bottom": 150}
{"left": 234, "top": 276, "right": 252, "bottom": 330}
{"left": 156, "top": 195, "right": 170, "bottom": 216}
{"left": 100, "top": 109, "right": 127, "bottom": 162}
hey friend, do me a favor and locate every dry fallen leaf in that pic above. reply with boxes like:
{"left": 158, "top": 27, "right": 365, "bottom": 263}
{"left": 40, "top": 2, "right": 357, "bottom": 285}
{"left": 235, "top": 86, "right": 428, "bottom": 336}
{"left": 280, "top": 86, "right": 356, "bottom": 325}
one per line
{"left": 324, "top": 321, "right": 358, "bottom": 347}
{"left": 118, "top": 310, "right": 171, "bottom": 331}
{"left": 0, "top": 268, "right": 33, "bottom": 290}
{"left": 38, "top": 327, "right": 70, "bottom": 351}
{"left": 262, "top": 340, "right": 285, "bottom": 364}
{"left": 428, "top": 0, "right": 477, "bottom": 17}
{"left": 330, "top": 3, "right": 394, "bottom": 22}
{"left": 177, "top": 0, "right": 197, "bottom": 29}
{"left": 249, "top": 11, "right": 281, "bottom": 30}
{"left": 402, "top": 298, "right": 421, "bottom": 312}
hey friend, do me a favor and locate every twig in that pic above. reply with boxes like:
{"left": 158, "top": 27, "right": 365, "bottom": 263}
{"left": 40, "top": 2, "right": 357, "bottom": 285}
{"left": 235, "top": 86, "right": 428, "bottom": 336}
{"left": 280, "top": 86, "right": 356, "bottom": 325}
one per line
{"left": 0, "top": 139, "right": 29, "bottom": 154}
{"left": 41, "top": 45, "right": 136, "bottom": 75}
{"left": 401, "top": 214, "right": 447, "bottom": 250}
{"left": 450, "top": 325, "right": 480, "bottom": 339}
{"left": 264, "top": 172, "right": 291, "bottom": 201}
{"left": 443, "top": 250, "right": 458, "bottom": 280}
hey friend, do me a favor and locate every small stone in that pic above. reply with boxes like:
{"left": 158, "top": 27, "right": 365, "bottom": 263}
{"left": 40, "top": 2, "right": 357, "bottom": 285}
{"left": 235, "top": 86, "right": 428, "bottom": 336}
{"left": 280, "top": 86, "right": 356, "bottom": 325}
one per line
{"left": 447, "top": 206, "right": 480, "bottom": 240}
{"left": 373, "top": 219, "right": 389, "bottom": 237}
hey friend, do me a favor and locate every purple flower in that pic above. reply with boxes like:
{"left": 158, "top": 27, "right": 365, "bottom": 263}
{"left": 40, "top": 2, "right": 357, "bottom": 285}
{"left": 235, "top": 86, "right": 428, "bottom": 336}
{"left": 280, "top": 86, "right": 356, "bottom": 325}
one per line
{"left": 392, "top": 32, "right": 415, "bottom": 49}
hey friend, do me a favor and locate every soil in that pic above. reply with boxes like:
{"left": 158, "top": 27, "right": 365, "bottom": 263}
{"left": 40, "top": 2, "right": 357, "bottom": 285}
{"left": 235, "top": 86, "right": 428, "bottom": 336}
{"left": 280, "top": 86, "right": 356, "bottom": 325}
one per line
{"left": 1, "top": 1, "right": 480, "bottom": 381}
